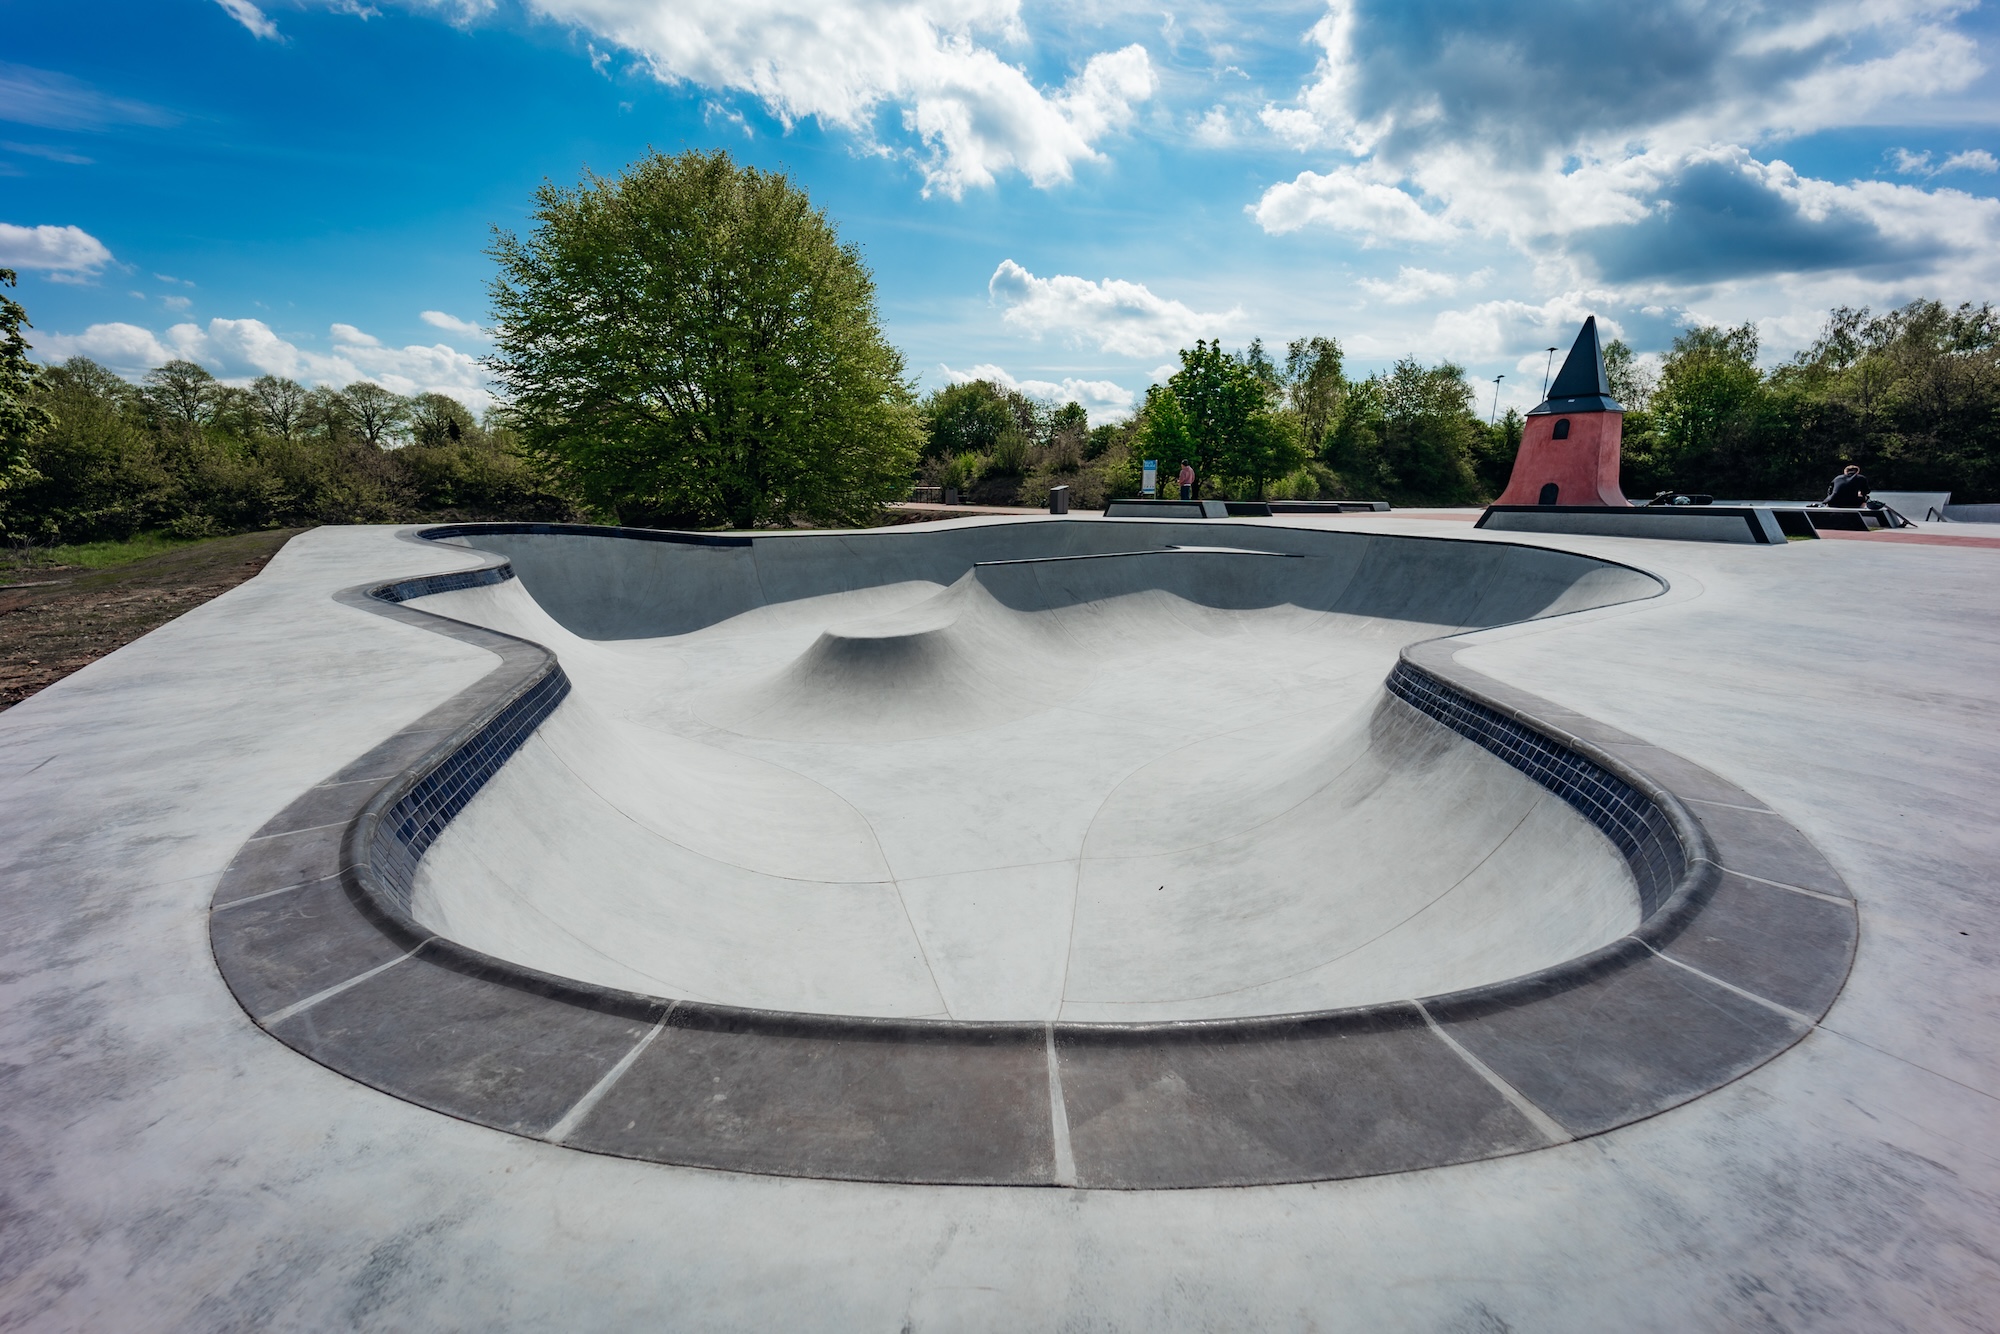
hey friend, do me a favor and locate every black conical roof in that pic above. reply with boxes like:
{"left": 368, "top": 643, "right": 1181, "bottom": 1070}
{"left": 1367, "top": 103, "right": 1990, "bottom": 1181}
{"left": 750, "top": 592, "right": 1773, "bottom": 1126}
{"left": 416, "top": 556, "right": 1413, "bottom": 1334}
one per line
{"left": 1528, "top": 316, "right": 1623, "bottom": 415}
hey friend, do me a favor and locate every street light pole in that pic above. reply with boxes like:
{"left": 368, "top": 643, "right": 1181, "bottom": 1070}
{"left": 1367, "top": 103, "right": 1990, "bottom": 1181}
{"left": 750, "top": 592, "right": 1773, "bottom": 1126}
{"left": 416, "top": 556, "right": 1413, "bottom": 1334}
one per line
{"left": 1542, "top": 346, "right": 1558, "bottom": 397}
{"left": 1490, "top": 374, "right": 1504, "bottom": 424}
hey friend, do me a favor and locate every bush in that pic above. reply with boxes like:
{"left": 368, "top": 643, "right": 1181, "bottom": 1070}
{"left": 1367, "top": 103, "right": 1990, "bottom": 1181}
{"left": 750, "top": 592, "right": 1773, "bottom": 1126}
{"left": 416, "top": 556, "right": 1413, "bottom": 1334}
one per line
{"left": 5, "top": 358, "right": 586, "bottom": 543}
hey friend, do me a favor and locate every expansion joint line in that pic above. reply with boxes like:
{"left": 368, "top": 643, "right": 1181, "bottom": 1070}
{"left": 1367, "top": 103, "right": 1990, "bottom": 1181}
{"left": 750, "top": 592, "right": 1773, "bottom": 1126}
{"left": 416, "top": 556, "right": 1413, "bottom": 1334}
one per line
{"left": 1414, "top": 1000, "right": 1573, "bottom": 1146}
{"left": 544, "top": 1006, "right": 674, "bottom": 1144}
{"left": 1044, "top": 1023, "right": 1078, "bottom": 1187}
{"left": 258, "top": 943, "right": 428, "bottom": 1027}
{"left": 1639, "top": 942, "right": 1815, "bottom": 1027}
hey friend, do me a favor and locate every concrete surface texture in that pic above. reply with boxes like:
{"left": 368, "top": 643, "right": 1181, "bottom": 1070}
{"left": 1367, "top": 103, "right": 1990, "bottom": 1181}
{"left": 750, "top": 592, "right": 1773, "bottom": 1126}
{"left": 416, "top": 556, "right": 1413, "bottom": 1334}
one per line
{"left": 406, "top": 524, "right": 1657, "bottom": 1020}
{"left": 2, "top": 515, "right": 1997, "bottom": 1330}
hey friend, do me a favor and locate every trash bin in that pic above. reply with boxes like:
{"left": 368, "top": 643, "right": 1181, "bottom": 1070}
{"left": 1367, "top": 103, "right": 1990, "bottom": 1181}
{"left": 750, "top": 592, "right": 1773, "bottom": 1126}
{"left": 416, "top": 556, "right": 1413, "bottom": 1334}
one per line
{"left": 943, "top": 487, "right": 958, "bottom": 506}
{"left": 1049, "top": 485, "right": 1070, "bottom": 515}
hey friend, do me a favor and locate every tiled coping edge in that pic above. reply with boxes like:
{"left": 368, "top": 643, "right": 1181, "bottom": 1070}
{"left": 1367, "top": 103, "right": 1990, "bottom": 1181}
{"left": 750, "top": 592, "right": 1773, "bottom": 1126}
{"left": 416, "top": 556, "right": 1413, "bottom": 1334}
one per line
{"left": 208, "top": 523, "right": 1857, "bottom": 1189}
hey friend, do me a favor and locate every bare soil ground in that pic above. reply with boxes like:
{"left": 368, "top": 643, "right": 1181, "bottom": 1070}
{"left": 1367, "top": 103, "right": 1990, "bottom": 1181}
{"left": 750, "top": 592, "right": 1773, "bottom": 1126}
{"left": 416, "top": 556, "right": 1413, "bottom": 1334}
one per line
{"left": 0, "top": 530, "right": 301, "bottom": 711}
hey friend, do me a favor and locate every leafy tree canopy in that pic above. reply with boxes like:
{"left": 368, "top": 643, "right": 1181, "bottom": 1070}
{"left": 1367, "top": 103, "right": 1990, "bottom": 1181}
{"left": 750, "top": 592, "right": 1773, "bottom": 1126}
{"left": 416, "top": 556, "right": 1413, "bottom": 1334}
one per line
{"left": 486, "top": 148, "right": 921, "bottom": 529}
{"left": 0, "top": 268, "right": 49, "bottom": 525}
{"left": 1140, "top": 339, "right": 1306, "bottom": 497}
{"left": 919, "top": 379, "right": 1019, "bottom": 460}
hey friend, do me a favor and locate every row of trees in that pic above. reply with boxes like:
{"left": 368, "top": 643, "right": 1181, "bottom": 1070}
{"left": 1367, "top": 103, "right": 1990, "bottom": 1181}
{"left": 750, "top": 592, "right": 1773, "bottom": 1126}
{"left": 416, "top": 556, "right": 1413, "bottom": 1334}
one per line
{"left": 4, "top": 139, "right": 1997, "bottom": 547}
{"left": 1617, "top": 301, "right": 2000, "bottom": 501}
{"left": 0, "top": 328, "right": 574, "bottom": 544}
{"left": 920, "top": 338, "right": 1507, "bottom": 509}
{"left": 919, "top": 298, "right": 2000, "bottom": 511}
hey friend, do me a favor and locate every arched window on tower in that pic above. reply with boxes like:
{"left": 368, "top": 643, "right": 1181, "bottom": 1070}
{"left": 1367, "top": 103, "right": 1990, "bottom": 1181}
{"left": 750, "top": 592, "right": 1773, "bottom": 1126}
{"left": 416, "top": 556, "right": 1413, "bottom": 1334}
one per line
{"left": 1553, "top": 418, "right": 1571, "bottom": 440}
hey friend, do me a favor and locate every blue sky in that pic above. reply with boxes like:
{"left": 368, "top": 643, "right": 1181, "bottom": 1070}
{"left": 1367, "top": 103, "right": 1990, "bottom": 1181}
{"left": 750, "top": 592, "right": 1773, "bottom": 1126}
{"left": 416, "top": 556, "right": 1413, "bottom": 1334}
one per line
{"left": 3, "top": 0, "right": 1997, "bottom": 420}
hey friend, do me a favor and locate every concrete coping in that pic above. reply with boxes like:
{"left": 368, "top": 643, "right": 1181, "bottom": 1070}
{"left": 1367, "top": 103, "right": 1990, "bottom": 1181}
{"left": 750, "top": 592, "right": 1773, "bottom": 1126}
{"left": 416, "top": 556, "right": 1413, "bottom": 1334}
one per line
{"left": 207, "top": 521, "right": 1857, "bottom": 1189}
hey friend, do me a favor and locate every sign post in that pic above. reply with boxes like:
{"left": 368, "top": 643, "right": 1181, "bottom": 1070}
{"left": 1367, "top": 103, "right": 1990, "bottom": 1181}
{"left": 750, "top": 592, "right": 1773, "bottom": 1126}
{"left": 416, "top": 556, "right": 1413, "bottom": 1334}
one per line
{"left": 1142, "top": 460, "right": 1158, "bottom": 497}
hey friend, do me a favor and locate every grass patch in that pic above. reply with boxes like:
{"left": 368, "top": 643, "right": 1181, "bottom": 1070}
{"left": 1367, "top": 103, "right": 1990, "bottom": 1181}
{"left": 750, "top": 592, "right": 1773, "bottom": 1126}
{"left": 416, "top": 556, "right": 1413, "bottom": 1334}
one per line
{"left": 2, "top": 531, "right": 204, "bottom": 583}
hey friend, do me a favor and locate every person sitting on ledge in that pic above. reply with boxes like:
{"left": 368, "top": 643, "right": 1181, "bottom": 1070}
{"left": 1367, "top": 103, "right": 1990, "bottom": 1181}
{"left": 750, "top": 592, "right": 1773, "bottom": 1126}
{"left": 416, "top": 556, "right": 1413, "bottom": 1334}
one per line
{"left": 1824, "top": 464, "right": 1871, "bottom": 508}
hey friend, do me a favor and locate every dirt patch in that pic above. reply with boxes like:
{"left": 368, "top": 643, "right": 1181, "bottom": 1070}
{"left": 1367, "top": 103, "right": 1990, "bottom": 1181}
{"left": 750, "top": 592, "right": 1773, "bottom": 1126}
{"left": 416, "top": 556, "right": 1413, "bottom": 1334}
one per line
{"left": 0, "top": 529, "right": 303, "bottom": 711}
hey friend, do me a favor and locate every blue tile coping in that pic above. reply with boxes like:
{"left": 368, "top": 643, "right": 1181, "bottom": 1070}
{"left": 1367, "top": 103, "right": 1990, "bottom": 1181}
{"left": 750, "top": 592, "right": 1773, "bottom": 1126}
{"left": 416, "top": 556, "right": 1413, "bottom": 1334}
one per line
{"left": 208, "top": 524, "right": 1856, "bottom": 1188}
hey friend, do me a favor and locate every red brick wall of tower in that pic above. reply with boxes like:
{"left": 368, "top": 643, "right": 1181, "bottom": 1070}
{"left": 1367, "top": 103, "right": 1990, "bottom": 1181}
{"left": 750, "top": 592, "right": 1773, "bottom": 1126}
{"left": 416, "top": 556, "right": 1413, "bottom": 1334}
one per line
{"left": 1494, "top": 411, "right": 1630, "bottom": 507}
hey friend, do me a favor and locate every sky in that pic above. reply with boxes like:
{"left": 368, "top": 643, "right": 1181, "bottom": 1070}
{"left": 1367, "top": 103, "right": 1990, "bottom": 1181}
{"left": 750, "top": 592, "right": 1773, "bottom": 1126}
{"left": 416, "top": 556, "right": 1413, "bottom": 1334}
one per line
{"left": 2, "top": 0, "right": 1997, "bottom": 421}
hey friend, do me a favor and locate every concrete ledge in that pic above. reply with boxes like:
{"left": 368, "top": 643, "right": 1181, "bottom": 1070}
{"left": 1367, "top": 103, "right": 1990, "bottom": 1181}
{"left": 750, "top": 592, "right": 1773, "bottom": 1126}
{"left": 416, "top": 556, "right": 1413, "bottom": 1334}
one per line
{"left": 1477, "top": 505, "right": 1787, "bottom": 544}
{"left": 206, "top": 521, "right": 1856, "bottom": 1188}
{"left": 1103, "top": 499, "right": 1229, "bottom": 518}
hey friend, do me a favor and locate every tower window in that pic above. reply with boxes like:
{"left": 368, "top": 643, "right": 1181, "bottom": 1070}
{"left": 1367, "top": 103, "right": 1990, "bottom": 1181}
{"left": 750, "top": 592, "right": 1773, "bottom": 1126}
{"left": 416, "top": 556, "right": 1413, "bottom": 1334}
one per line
{"left": 1553, "top": 418, "right": 1571, "bottom": 440}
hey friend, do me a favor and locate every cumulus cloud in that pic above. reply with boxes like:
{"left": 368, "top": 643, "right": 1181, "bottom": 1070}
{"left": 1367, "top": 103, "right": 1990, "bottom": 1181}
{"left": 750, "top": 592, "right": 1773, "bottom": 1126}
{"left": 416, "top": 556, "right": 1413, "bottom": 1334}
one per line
{"left": 517, "top": 0, "right": 1154, "bottom": 196}
{"left": 988, "top": 258, "right": 1239, "bottom": 358}
{"left": 1358, "top": 266, "right": 1485, "bottom": 304}
{"left": 213, "top": 0, "right": 281, "bottom": 39}
{"left": 1892, "top": 147, "right": 2000, "bottom": 177}
{"left": 1268, "top": 0, "right": 1983, "bottom": 167}
{"left": 1190, "top": 105, "right": 1235, "bottom": 148}
{"left": 1562, "top": 149, "right": 1986, "bottom": 285}
{"left": 1247, "top": 0, "right": 1998, "bottom": 308}
{"left": 1424, "top": 292, "right": 1624, "bottom": 363}
{"left": 36, "top": 318, "right": 494, "bottom": 410}
{"left": 1249, "top": 167, "right": 1455, "bottom": 244}
{"left": 421, "top": 309, "right": 486, "bottom": 336}
{"left": 0, "top": 223, "right": 114, "bottom": 280}
{"left": 939, "top": 361, "right": 1136, "bottom": 419}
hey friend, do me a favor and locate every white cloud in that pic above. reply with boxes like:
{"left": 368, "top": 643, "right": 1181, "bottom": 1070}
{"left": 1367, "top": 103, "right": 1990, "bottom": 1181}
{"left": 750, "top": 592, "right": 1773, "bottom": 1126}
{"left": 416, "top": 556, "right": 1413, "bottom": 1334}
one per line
{"left": 1358, "top": 266, "right": 1484, "bottom": 305}
{"left": 0, "top": 222, "right": 114, "bottom": 279}
{"left": 1943, "top": 150, "right": 2000, "bottom": 174}
{"left": 213, "top": 0, "right": 281, "bottom": 39}
{"left": 1246, "top": 0, "right": 1999, "bottom": 317}
{"left": 518, "top": 0, "right": 1155, "bottom": 196}
{"left": 1190, "top": 105, "right": 1234, "bottom": 148}
{"left": 1248, "top": 167, "right": 1456, "bottom": 244}
{"left": 36, "top": 317, "right": 494, "bottom": 410}
{"left": 987, "top": 258, "right": 1239, "bottom": 359}
{"left": 1269, "top": 0, "right": 1985, "bottom": 169}
{"left": 940, "top": 361, "right": 1136, "bottom": 419}
{"left": 1893, "top": 147, "right": 2000, "bottom": 177}
{"left": 421, "top": 309, "right": 485, "bottom": 336}
{"left": 33, "top": 322, "right": 173, "bottom": 370}
{"left": 1425, "top": 292, "right": 1622, "bottom": 363}
{"left": 161, "top": 294, "right": 192, "bottom": 311}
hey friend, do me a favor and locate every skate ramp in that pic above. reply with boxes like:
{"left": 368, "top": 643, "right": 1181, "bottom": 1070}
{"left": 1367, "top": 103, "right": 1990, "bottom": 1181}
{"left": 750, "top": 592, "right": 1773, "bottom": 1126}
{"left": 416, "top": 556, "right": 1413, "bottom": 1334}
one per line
{"left": 404, "top": 521, "right": 1663, "bottom": 1021}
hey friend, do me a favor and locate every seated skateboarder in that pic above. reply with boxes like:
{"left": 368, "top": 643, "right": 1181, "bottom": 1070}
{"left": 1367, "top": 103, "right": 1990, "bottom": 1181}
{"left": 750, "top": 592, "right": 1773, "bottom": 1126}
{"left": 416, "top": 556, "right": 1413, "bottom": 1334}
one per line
{"left": 1824, "top": 465, "right": 1871, "bottom": 508}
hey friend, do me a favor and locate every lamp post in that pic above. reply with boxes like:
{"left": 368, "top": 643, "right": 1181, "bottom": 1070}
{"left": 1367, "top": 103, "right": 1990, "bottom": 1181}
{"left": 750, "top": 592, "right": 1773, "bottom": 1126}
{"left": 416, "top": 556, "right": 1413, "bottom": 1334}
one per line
{"left": 1490, "top": 374, "right": 1504, "bottom": 424}
{"left": 1542, "top": 346, "right": 1558, "bottom": 397}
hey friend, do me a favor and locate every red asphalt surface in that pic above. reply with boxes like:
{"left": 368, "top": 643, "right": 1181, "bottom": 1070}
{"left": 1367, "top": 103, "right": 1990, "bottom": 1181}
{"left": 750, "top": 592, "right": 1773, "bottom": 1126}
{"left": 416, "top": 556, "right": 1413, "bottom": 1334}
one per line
{"left": 1814, "top": 528, "right": 2000, "bottom": 549}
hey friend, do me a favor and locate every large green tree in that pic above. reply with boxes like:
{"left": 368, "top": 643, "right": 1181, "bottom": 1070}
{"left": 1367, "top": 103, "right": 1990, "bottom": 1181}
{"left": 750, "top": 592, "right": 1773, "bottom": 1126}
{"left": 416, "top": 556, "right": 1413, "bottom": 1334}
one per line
{"left": 919, "top": 380, "right": 1018, "bottom": 460}
{"left": 0, "top": 269, "right": 49, "bottom": 534}
{"left": 487, "top": 148, "right": 921, "bottom": 529}
{"left": 1141, "top": 340, "right": 1304, "bottom": 497}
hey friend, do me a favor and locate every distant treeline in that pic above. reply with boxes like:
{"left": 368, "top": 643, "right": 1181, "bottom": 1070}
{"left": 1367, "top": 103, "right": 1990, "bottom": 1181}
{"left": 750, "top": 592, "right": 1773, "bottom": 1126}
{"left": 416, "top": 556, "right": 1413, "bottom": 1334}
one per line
{"left": 923, "top": 298, "right": 2000, "bottom": 508}
{"left": 2, "top": 265, "right": 1996, "bottom": 547}
{"left": 0, "top": 354, "right": 578, "bottom": 545}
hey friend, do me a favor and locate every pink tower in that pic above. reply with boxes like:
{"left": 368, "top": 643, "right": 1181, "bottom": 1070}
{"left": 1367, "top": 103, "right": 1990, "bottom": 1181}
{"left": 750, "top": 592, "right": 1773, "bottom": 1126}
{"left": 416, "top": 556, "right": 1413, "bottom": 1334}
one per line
{"left": 1494, "top": 316, "right": 1630, "bottom": 508}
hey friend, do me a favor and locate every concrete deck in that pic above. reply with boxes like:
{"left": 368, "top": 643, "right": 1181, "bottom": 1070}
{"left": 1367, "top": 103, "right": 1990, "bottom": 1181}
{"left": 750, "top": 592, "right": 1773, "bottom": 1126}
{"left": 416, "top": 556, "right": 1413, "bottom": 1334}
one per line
{"left": 2, "top": 515, "right": 1997, "bottom": 1329}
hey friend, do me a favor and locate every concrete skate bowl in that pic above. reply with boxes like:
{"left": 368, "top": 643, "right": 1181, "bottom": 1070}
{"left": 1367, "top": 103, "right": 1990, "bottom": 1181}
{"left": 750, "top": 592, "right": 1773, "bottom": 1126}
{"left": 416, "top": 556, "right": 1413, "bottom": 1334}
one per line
{"left": 210, "top": 519, "right": 1857, "bottom": 1188}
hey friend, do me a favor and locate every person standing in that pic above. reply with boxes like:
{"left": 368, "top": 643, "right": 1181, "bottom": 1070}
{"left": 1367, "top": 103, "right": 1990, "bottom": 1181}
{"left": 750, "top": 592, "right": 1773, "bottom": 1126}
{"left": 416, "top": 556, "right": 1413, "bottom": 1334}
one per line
{"left": 1824, "top": 464, "right": 1871, "bottom": 508}
{"left": 1178, "top": 461, "right": 1195, "bottom": 500}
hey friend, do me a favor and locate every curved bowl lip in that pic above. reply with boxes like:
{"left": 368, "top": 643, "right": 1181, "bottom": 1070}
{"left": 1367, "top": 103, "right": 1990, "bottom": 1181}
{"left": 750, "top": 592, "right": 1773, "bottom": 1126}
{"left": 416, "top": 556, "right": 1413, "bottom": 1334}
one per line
{"left": 339, "top": 517, "right": 1707, "bottom": 1040}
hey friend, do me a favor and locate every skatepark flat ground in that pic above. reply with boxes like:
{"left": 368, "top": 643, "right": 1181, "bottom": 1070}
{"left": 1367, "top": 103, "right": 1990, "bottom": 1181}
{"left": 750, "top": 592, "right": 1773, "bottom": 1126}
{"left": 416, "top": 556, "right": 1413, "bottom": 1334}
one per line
{"left": 2, "top": 513, "right": 1997, "bottom": 1330}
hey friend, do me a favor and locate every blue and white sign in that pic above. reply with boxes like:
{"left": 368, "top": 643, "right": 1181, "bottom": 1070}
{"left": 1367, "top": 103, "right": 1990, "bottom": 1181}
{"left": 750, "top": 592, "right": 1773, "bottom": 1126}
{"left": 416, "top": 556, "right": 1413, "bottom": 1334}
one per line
{"left": 1142, "top": 460, "right": 1158, "bottom": 496}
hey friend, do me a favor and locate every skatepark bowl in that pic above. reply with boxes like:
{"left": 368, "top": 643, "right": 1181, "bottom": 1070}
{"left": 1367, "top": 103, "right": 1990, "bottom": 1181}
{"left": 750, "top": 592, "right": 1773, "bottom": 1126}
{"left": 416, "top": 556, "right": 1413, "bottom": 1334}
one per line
{"left": 209, "top": 519, "right": 1858, "bottom": 1189}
